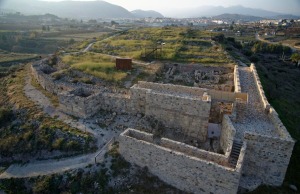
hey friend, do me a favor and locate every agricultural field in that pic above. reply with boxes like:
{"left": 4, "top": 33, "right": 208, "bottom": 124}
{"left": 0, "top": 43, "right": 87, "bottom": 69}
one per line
{"left": 92, "top": 27, "right": 232, "bottom": 65}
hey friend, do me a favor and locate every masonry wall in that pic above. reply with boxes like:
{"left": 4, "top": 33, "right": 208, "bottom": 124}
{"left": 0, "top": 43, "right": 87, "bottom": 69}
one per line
{"left": 234, "top": 65, "right": 241, "bottom": 93}
{"left": 243, "top": 132, "right": 294, "bottom": 186}
{"left": 31, "top": 63, "right": 74, "bottom": 94}
{"left": 119, "top": 129, "right": 242, "bottom": 194}
{"left": 58, "top": 90, "right": 101, "bottom": 118}
{"left": 136, "top": 81, "right": 207, "bottom": 97}
{"left": 59, "top": 90, "right": 131, "bottom": 118}
{"left": 250, "top": 63, "right": 270, "bottom": 112}
{"left": 145, "top": 91, "right": 210, "bottom": 141}
{"left": 220, "top": 115, "right": 236, "bottom": 156}
{"left": 244, "top": 63, "right": 295, "bottom": 186}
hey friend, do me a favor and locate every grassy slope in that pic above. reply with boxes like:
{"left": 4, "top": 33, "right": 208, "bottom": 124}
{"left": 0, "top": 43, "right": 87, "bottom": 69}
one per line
{"left": 61, "top": 53, "right": 127, "bottom": 81}
{"left": 0, "top": 64, "right": 96, "bottom": 159}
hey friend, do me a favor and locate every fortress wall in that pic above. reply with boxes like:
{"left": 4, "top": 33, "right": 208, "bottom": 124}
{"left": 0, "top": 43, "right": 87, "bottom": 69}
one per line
{"left": 100, "top": 92, "right": 131, "bottom": 113}
{"left": 250, "top": 63, "right": 270, "bottom": 112}
{"left": 160, "top": 138, "right": 228, "bottom": 166}
{"left": 269, "top": 107, "right": 293, "bottom": 140}
{"left": 145, "top": 91, "right": 210, "bottom": 141}
{"left": 220, "top": 115, "right": 236, "bottom": 157}
{"left": 31, "top": 63, "right": 74, "bottom": 94}
{"left": 234, "top": 65, "right": 241, "bottom": 93}
{"left": 243, "top": 132, "right": 295, "bottom": 186}
{"left": 130, "top": 86, "right": 151, "bottom": 114}
{"left": 58, "top": 90, "right": 101, "bottom": 118}
{"left": 136, "top": 81, "right": 207, "bottom": 97}
{"left": 119, "top": 128, "right": 241, "bottom": 194}
{"left": 59, "top": 90, "right": 131, "bottom": 118}
{"left": 250, "top": 63, "right": 293, "bottom": 136}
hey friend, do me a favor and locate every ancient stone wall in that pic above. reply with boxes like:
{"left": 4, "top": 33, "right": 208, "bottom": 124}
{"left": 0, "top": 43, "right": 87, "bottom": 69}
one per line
{"left": 119, "top": 128, "right": 243, "bottom": 194}
{"left": 234, "top": 65, "right": 241, "bottom": 93}
{"left": 268, "top": 107, "right": 292, "bottom": 139}
{"left": 250, "top": 63, "right": 270, "bottom": 112}
{"left": 136, "top": 81, "right": 207, "bottom": 97}
{"left": 220, "top": 115, "right": 236, "bottom": 156}
{"left": 31, "top": 63, "right": 75, "bottom": 94}
{"left": 58, "top": 88, "right": 101, "bottom": 118}
{"left": 145, "top": 91, "right": 210, "bottom": 141}
{"left": 243, "top": 132, "right": 294, "bottom": 186}
{"left": 59, "top": 89, "right": 131, "bottom": 118}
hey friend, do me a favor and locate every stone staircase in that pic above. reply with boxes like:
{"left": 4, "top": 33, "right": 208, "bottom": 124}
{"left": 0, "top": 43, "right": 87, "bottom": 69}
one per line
{"left": 229, "top": 140, "right": 243, "bottom": 168}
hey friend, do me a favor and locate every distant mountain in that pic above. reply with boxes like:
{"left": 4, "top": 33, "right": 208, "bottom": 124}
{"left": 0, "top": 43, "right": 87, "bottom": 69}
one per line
{"left": 212, "top": 14, "right": 263, "bottom": 22}
{"left": 175, "top": 5, "right": 292, "bottom": 18}
{"left": 1, "top": 0, "right": 134, "bottom": 19}
{"left": 131, "top": 10, "right": 164, "bottom": 18}
{"left": 270, "top": 15, "right": 300, "bottom": 20}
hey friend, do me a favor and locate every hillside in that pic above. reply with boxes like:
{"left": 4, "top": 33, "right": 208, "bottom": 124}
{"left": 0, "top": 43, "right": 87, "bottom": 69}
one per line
{"left": 1, "top": 0, "right": 134, "bottom": 19}
{"left": 212, "top": 14, "right": 263, "bottom": 22}
{"left": 131, "top": 10, "right": 164, "bottom": 18}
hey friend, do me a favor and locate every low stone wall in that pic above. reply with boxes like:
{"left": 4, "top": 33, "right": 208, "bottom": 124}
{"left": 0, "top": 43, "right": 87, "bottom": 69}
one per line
{"left": 220, "top": 115, "right": 236, "bottom": 157}
{"left": 250, "top": 63, "right": 270, "bottom": 112}
{"left": 120, "top": 128, "right": 242, "bottom": 194}
{"left": 234, "top": 65, "right": 241, "bottom": 93}
{"left": 243, "top": 132, "right": 294, "bottom": 186}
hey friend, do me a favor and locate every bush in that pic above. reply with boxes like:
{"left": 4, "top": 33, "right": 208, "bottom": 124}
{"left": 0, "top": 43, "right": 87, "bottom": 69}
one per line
{"left": 0, "top": 107, "right": 13, "bottom": 125}
{"left": 250, "top": 55, "right": 260, "bottom": 63}
{"left": 242, "top": 49, "right": 253, "bottom": 57}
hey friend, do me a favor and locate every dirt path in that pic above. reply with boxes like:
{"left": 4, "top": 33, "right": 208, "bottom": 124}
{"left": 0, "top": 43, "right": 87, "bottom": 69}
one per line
{"left": 0, "top": 74, "right": 115, "bottom": 179}
{"left": 24, "top": 75, "right": 97, "bottom": 136}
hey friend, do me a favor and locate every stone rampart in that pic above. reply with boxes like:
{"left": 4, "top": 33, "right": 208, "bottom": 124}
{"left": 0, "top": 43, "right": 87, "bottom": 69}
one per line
{"left": 268, "top": 107, "right": 293, "bottom": 139}
{"left": 31, "top": 62, "right": 75, "bottom": 94}
{"left": 58, "top": 88, "right": 101, "bottom": 118}
{"left": 119, "top": 128, "right": 243, "bottom": 194}
{"left": 159, "top": 138, "right": 229, "bottom": 166}
{"left": 250, "top": 63, "right": 270, "bottom": 112}
{"left": 59, "top": 88, "right": 131, "bottom": 118}
{"left": 145, "top": 91, "right": 210, "bottom": 141}
{"left": 220, "top": 115, "right": 236, "bottom": 157}
{"left": 136, "top": 81, "right": 207, "bottom": 97}
{"left": 243, "top": 132, "right": 294, "bottom": 186}
{"left": 234, "top": 65, "right": 241, "bottom": 93}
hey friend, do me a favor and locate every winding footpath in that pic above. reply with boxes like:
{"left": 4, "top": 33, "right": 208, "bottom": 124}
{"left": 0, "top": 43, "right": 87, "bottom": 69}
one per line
{"left": 0, "top": 74, "right": 110, "bottom": 179}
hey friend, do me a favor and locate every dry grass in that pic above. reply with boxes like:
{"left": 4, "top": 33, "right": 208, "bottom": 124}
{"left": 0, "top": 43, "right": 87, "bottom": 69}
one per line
{"left": 5, "top": 64, "right": 90, "bottom": 137}
{"left": 62, "top": 53, "right": 127, "bottom": 81}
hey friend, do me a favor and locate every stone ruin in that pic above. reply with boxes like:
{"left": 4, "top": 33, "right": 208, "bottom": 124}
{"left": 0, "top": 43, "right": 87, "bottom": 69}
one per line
{"left": 162, "top": 63, "right": 234, "bottom": 92}
{"left": 31, "top": 59, "right": 295, "bottom": 194}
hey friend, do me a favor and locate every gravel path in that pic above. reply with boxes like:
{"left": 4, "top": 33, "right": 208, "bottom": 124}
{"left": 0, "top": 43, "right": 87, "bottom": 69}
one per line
{"left": 233, "top": 67, "right": 276, "bottom": 139}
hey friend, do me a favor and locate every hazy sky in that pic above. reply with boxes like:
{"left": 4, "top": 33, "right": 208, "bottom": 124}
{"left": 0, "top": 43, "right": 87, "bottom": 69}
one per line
{"left": 1, "top": 0, "right": 300, "bottom": 16}
{"left": 38, "top": 0, "right": 300, "bottom": 15}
